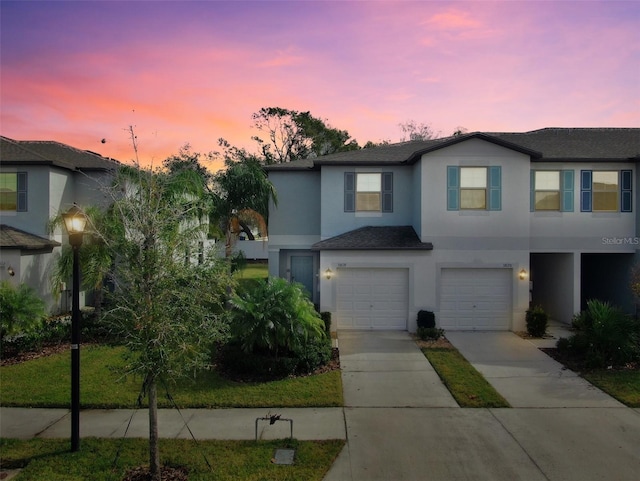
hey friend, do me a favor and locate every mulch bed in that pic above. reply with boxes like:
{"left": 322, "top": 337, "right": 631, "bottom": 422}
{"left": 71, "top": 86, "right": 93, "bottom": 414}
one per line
{"left": 0, "top": 343, "right": 70, "bottom": 366}
{"left": 122, "top": 465, "right": 188, "bottom": 481}
{"left": 413, "top": 335, "right": 454, "bottom": 349}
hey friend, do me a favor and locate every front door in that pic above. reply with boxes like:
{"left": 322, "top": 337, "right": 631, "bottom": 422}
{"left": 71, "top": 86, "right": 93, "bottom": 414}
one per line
{"left": 291, "top": 255, "right": 314, "bottom": 299}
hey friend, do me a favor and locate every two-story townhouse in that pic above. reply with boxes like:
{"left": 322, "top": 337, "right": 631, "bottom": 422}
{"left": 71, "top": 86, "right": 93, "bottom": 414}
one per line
{"left": 266, "top": 128, "right": 640, "bottom": 332}
{"left": 0, "top": 136, "right": 119, "bottom": 313}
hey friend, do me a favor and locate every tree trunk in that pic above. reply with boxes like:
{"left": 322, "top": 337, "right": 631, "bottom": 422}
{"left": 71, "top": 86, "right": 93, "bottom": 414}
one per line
{"left": 148, "top": 377, "right": 161, "bottom": 481}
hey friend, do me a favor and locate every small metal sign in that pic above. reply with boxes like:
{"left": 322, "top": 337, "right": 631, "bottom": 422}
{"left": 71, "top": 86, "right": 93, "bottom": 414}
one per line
{"left": 272, "top": 448, "right": 296, "bottom": 465}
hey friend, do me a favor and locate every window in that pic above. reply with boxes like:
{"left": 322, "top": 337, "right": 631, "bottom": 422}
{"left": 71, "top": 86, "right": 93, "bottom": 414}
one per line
{"left": 356, "top": 173, "right": 381, "bottom": 211}
{"left": 460, "top": 167, "right": 487, "bottom": 209}
{"left": 448, "top": 166, "right": 501, "bottom": 211}
{"left": 344, "top": 172, "right": 393, "bottom": 212}
{"left": 531, "top": 170, "right": 574, "bottom": 212}
{"left": 0, "top": 172, "right": 27, "bottom": 211}
{"left": 581, "top": 170, "right": 632, "bottom": 213}
{"left": 534, "top": 171, "right": 560, "bottom": 210}
{"left": 592, "top": 171, "right": 618, "bottom": 211}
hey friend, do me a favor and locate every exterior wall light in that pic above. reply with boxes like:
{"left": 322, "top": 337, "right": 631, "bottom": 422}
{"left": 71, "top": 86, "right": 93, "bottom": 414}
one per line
{"left": 324, "top": 268, "right": 333, "bottom": 280}
{"left": 519, "top": 268, "right": 528, "bottom": 280}
{"left": 7, "top": 266, "right": 15, "bottom": 276}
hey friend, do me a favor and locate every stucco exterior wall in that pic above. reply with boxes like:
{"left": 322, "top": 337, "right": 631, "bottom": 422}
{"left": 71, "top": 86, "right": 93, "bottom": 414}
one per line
{"left": 419, "top": 138, "right": 531, "bottom": 250}
{"left": 530, "top": 162, "right": 636, "bottom": 253}
{"left": 320, "top": 166, "right": 414, "bottom": 239}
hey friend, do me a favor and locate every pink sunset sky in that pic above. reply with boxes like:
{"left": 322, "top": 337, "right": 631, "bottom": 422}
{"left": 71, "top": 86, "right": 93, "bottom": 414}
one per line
{"left": 1, "top": 0, "right": 638, "bottom": 171}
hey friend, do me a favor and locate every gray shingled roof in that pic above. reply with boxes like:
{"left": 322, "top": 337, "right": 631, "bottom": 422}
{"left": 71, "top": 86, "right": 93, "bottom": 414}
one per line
{"left": 492, "top": 128, "right": 640, "bottom": 161}
{"left": 0, "top": 136, "right": 120, "bottom": 171}
{"left": 265, "top": 128, "right": 640, "bottom": 171}
{"left": 312, "top": 226, "right": 433, "bottom": 251}
{"left": 0, "top": 225, "right": 61, "bottom": 250}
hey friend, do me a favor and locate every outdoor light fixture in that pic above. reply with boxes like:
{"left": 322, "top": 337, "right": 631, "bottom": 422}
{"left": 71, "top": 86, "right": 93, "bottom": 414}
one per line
{"left": 62, "top": 204, "right": 87, "bottom": 452}
{"left": 7, "top": 266, "right": 15, "bottom": 276}
{"left": 324, "top": 268, "right": 333, "bottom": 280}
{"left": 519, "top": 268, "right": 528, "bottom": 280}
{"left": 62, "top": 204, "right": 88, "bottom": 247}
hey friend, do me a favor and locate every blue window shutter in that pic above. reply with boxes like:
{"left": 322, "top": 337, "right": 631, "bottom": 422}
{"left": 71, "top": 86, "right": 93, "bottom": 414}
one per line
{"left": 382, "top": 172, "right": 393, "bottom": 212}
{"left": 488, "top": 166, "right": 501, "bottom": 211}
{"left": 344, "top": 172, "right": 355, "bottom": 212}
{"left": 621, "top": 170, "right": 632, "bottom": 212}
{"left": 447, "top": 166, "right": 459, "bottom": 211}
{"left": 17, "top": 172, "right": 27, "bottom": 212}
{"left": 530, "top": 170, "right": 535, "bottom": 212}
{"left": 561, "top": 170, "right": 574, "bottom": 212}
{"left": 580, "top": 170, "right": 592, "bottom": 212}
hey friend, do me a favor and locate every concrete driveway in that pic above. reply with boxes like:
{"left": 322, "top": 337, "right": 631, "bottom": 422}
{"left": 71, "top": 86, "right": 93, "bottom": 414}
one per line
{"left": 445, "top": 330, "right": 624, "bottom": 408}
{"left": 323, "top": 330, "right": 640, "bottom": 481}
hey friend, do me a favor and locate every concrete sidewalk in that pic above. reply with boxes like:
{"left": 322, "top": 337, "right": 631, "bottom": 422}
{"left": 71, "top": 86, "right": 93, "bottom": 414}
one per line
{"left": 445, "top": 330, "right": 624, "bottom": 407}
{"left": 0, "top": 407, "right": 346, "bottom": 441}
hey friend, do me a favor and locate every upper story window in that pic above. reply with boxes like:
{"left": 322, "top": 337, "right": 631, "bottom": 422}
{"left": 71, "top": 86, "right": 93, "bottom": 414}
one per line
{"left": 581, "top": 170, "right": 632, "bottom": 213}
{"left": 344, "top": 172, "right": 393, "bottom": 213}
{"left": 356, "top": 173, "right": 382, "bottom": 211}
{"left": 534, "top": 171, "right": 560, "bottom": 210}
{"left": 0, "top": 172, "right": 27, "bottom": 212}
{"left": 460, "top": 167, "right": 487, "bottom": 209}
{"left": 592, "top": 171, "right": 618, "bottom": 211}
{"left": 531, "top": 170, "right": 574, "bottom": 212}
{"left": 447, "top": 166, "right": 501, "bottom": 211}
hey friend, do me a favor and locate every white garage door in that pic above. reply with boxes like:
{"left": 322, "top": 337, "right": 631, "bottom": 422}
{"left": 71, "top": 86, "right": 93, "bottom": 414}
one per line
{"left": 337, "top": 268, "right": 408, "bottom": 330}
{"left": 440, "top": 268, "right": 512, "bottom": 330}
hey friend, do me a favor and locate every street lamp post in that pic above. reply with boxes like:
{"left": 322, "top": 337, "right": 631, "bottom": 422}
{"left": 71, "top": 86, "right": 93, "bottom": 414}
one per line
{"left": 62, "top": 205, "right": 87, "bottom": 452}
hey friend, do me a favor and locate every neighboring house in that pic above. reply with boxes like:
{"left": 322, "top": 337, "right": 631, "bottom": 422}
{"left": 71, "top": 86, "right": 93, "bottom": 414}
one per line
{"left": 266, "top": 128, "right": 640, "bottom": 332}
{"left": 0, "top": 136, "right": 119, "bottom": 313}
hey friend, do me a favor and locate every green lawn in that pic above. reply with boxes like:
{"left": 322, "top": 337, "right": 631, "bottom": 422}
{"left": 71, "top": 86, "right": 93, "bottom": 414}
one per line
{"left": 236, "top": 263, "right": 268, "bottom": 279}
{"left": 584, "top": 369, "right": 640, "bottom": 407}
{"left": 421, "top": 347, "right": 510, "bottom": 408}
{"left": 0, "top": 345, "right": 343, "bottom": 408}
{"left": 0, "top": 437, "right": 344, "bottom": 481}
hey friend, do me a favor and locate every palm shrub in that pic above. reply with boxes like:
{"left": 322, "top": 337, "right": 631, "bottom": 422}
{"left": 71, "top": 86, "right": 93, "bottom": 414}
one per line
{"left": 0, "top": 281, "right": 46, "bottom": 342}
{"left": 584, "top": 300, "right": 639, "bottom": 367}
{"left": 566, "top": 300, "right": 640, "bottom": 368}
{"left": 227, "top": 277, "right": 328, "bottom": 376}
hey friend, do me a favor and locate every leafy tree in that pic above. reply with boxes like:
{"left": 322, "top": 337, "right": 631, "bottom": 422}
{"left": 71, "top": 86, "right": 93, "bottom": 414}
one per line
{"left": 100, "top": 128, "right": 234, "bottom": 480}
{"left": 211, "top": 139, "right": 277, "bottom": 256}
{"left": 162, "top": 143, "right": 215, "bottom": 189}
{"left": 251, "top": 107, "right": 359, "bottom": 164}
{"left": 0, "top": 281, "right": 46, "bottom": 340}
{"left": 398, "top": 120, "right": 439, "bottom": 141}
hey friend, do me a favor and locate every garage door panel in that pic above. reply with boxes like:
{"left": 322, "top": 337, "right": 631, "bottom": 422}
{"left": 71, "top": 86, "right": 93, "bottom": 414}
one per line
{"left": 440, "top": 268, "right": 512, "bottom": 330}
{"left": 337, "top": 268, "right": 408, "bottom": 330}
